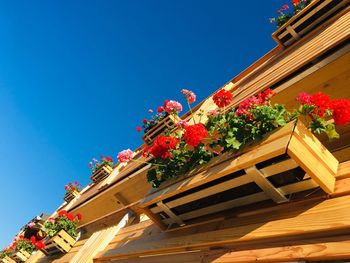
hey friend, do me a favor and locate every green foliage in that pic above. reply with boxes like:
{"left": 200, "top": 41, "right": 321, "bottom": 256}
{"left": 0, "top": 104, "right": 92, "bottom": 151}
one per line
{"left": 0, "top": 250, "right": 13, "bottom": 259}
{"left": 147, "top": 101, "right": 293, "bottom": 188}
{"left": 43, "top": 216, "right": 78, "bottom": 239}
{"left": 15, "top": 239, "right": 35, "bottom": 254}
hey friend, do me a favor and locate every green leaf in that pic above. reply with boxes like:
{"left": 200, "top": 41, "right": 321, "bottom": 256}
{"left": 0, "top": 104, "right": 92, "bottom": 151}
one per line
{"left": 225, "top": 137, "right": 241, "bottom": 149}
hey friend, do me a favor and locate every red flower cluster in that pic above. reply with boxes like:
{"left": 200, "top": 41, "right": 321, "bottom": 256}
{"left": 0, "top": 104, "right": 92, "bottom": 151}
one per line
{"left": 58, "top": 210, "right": 82, "bottom": 221}
{"left": 296, "top": 91, "right": 331, "bottom": 117}
{"left": 213, "top": 89, "right": 233, "bottom": 108}
{"left": 144, "top": 135, "right": 179, "bottom": 159}
{"left": 297, "top": 92, "right": 350, "bottom": 125}
{"left": 30, "top": 236, "right": 46, "bottom": 250}
{"left": 183, "top": 123, "right": 208, "bottom": 147}
{"left": 236, "top": 89, "right": 275, "bottom": 120}
{"left": 331, "top": 99, "right": 350, "bottom": 125}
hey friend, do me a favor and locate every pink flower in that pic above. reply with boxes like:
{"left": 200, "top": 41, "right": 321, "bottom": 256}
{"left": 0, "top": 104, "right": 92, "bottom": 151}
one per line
{"left": 136, "top": 126, "right": 142, "bottom": 132}
{"left": 282, "top": 4, "right": 289, "bottom": 10}
{"left": 148, "top": 109, "right": 153, "bottom": 113}
{"left": 236, "top": 96, "right": 260, "bottom": 118}
{"left": 48, "top": 218, "right": 55, "bottom": 223}
{"left": 117, "top": 149, "right": 134, "bottom": 163}
{"left": 175, "top": 120, "right": 189, "bottom": 128}
{"left": 28, "top": 222, "right": 36, "bottom": 228}
{"left": 142, "top": 118, "right": 148, "bottom": 124}
{"left": 207, "top": 109, "right": 219, "bottom": 116}
{"left": 164, "top": 100, "right": 183, "bottom": 114}
{"left": 64, "top": 185, "right": 69, "bottom": 190}
{"left": 181, "top": 89, "right": 196, "bottom": 104}
{"left": 296, "top": 92, "right": 312, "bottom": 105}
{"left": 88, "top": 162, "right": 93, "bottom": 167}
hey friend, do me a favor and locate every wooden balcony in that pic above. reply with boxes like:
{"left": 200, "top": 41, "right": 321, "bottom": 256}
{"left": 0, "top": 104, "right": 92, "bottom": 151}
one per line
{"left": 272, "top": 0, "right": 350, "bottom": 47}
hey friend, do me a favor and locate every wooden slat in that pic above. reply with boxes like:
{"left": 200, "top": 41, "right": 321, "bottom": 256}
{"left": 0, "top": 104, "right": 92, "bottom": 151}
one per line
{"left": 259, "top": 158, "right": 298, "bottom": 176}
{"left": 337, "top": 160, "right": 350, "bottom": 179}
{"left": 288, "top": 122, "right": 336, "bottom": 193}
{"left": 96, "top": 236, "right": 350, "bottom": 263}
{"left": 244, "top": 166, "right": 288, "bottom": 203}
{"left": 163, "top": 192, "right": 268, "bottom": 225}
{"left": 96, "top": 195, "right": 350, "bottom": 260}
{"left": 157, "top": 202, "right": 184, "bottom": 226}
{"left": 151, "top": 175, "right": 252, "bottom": 214}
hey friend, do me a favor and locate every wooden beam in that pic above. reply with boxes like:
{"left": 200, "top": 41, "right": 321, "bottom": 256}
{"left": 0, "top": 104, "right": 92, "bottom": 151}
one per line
{"left": 96, "top": 195, "right": 350, "bottom": 260}
{"left": 244, "top": 166, "right": 288, "bottom": 203}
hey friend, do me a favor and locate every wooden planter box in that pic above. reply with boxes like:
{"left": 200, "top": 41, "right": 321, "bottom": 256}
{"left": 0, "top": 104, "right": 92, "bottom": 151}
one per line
{"left": 2, "top": 257, "right": 16, "bottom": 263}
{"left": 90, "top": 164, "right": 113, "bottom": 183}
{"left": 64, "top": 190, "right": 80, "bottom": 203}
{"left": 272, "top": 0, "right": 349, "bottom": 47}
{"left": 142, "top": 114, "right": 181, "bottom": 144}
{"left": 41, "top": 230, "right": 76, "bottom": 255}
{"left": 11, "top": 250, "right": 31, "bottom": 262}
{"left": 140, "top": 120, "right": 338, "bottom": 228}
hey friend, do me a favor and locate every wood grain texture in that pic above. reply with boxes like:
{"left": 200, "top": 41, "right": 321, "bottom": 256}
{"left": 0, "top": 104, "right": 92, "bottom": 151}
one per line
{"left": 97, "top": 195, "right": 350, "bottom": 260}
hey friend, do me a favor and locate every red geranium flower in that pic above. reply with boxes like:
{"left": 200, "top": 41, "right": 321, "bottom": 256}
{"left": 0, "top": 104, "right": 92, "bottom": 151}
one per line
{"left": 310, "top": 92, "right": 331, "bottom": 117}
{"left": 183, "top": 123, "right": 208, "bottom": 147}
{"left": 30, "top": 236, "right": 36, "bottom": 245}
{"left": 136, "top": 126, "right": 142, "bottom": 132}
{"left": 258, "top": 88, "right": 274, "bottom": 102}
{"left": 331, "top": 99, "right": 350, "bottom": 125}
{"left": 66, "top": 213, "right": 75, "bottom": 221}
{"left": 76, "top": 213, "right": 82, "bottom": 220}
{"left": 157, "top": 106, "right": 165, "bottom": 112}
{"left": 58, "top": 210, "right": 67, "bottom": 217}
{"left": 213, "top": 89, "right": 233, "bottom": 108}
{"left": 105, "top": 156, "right": 113, "bottom": 162}
{"left": 149, "top": 135, "right": 179, "bottom": 159}
{"left": 35, "top": 240, "right": 46, "bottom": 250}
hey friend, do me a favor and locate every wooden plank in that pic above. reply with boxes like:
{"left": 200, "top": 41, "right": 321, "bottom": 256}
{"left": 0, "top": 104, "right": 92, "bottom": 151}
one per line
{"left": 244, "top": 166, "right": 289, "bottom": 203}
{"left": 157, "top": 202, "right": 184, "bottom": 226}
{"left": 70, "top": 212, "right": 135, "bottom": 263}
{"left": 293, "top": 120, "right": 339, "bottom": 175}
{"left": 151, "top": 175, "right": 253, "bottom": 214}
{"left": 259, "top": 158, "right": 298, "bottom": 177}
{"left": 96, "top": 236, "right": 350, "bottom": 263}
{"left": 58, "top": 230, "right": 76, "bottom": 246}
{"left": 337, "top": 160, "right": 350, "bottom": 179}
{"left": 97, "top": 195, "right": 350, "bottom": 260}
{"left": 163, "top": 192, "right": 268, "bottom": 224}
{"left": 288, "top": 126, "right": 336, "bottom": 193}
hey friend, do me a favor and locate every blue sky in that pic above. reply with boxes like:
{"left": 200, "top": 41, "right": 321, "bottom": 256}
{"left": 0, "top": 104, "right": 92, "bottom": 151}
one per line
{"left": 0, "top": 0, "right": 283, "bottom": 247}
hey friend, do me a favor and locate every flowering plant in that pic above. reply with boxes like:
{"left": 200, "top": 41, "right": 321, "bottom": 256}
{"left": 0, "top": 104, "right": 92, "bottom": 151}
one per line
{"left": 0, "top": 249, "right": 13, "bottom": 259}
{"left": 12, "top": 236, "right": 36, "bottom": 254}
{"left": 64, "top": 182, "right": 82, "bottom": 194}
{"left": 121, "top": 88, "right": 350, "bottom": 188}
{"left": 270, "top": 0, "right": 312, "bottom": 27}
{"left": 42, "top": 210, "right": 82, "bottom": 239}
{"left": 137, "top": 99, "right": 184, "bottom": 133}
{"left": 88, "top": 155, "right": 114, "bottom": 173}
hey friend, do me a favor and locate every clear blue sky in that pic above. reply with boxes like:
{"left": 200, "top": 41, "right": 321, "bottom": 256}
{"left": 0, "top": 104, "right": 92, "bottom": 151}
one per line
{"left": 0, "top": 0, "right": 283, "bottom": 247}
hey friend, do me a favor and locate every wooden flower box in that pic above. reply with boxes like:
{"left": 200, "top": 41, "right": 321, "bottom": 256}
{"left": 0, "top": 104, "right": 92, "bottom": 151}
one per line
{"left": 2, "top": 257, "right": 16, "bottom": 263}
{"left": 90, "top": 164, "right": 113, "bottom": 183}
{"left": 142, "top": 114, "right": 181, "bottom": 144}
{"left": 41, "top": 230, "right": 76, "bottom": 255}
{"left": 64, "top": 190, "right": 80, "bottom": 203}
{"left": 11, "top": 250, "right": 31, "bottom": 262}
{"left": 272, "top": 0, "right": 349, "bottom": 47}
{"left": 140, "top": 120, "right": 338, "bottom": 228}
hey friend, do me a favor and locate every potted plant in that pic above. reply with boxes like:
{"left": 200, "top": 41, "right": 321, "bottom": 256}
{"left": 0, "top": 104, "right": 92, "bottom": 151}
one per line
{"left": 63, "top": 182, "right": 82, "bottom": 203}
{"left": 40, "top": 210, "right": 82, "bottom": 255}
{"left": 89, "top": 156, "right": 114, "bottom": 183}
{"left": 270, "top": 0, "right": 348, "bottom": 47}
{"left": 138, "top": 99, "right": 183, "bottom": 144}
{"left": 0, "top": 250, "right": 15, "bottom": 263}
{"left": 120, "top": 88, "right": 350, "bottom": 228}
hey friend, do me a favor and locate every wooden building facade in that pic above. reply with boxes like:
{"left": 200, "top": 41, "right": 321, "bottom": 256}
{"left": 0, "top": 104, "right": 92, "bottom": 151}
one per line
{"left": 22, "top": 3, "right": 350, "bottom": 263}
